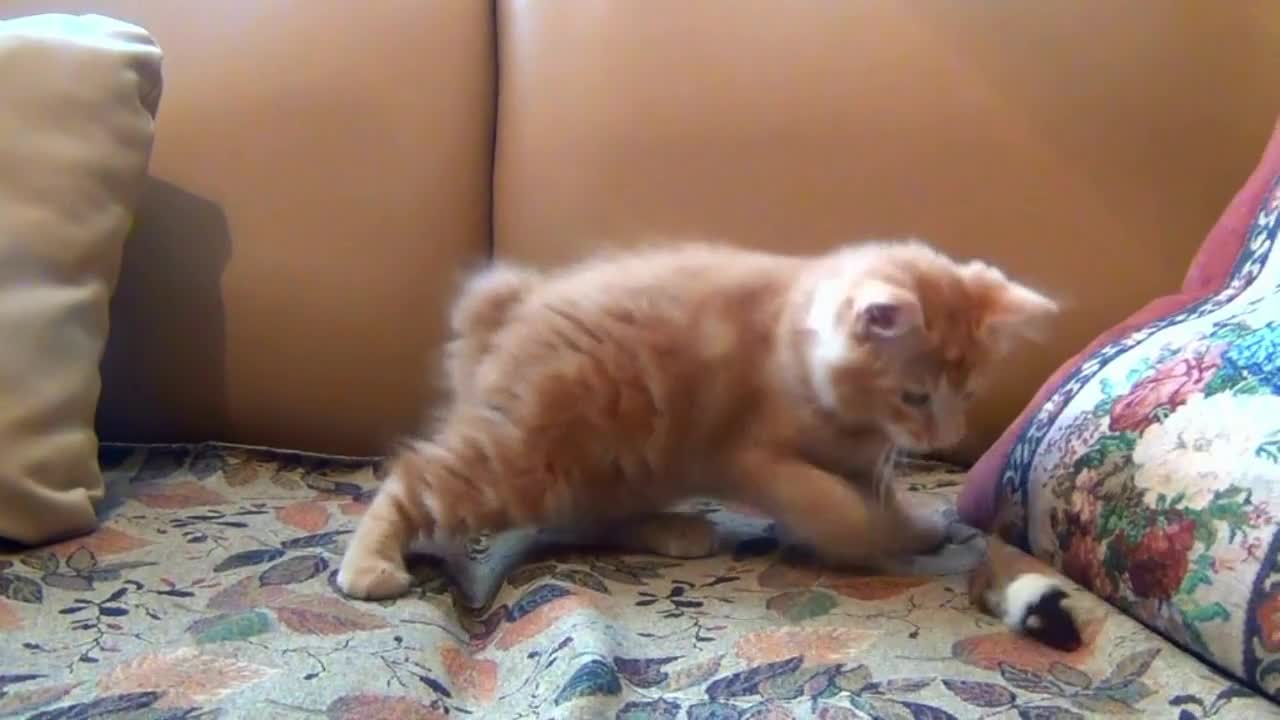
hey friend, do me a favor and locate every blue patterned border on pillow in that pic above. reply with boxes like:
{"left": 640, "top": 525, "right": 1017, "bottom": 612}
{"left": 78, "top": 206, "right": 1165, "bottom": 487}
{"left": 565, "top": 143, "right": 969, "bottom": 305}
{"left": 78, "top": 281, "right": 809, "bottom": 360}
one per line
{"left": 996, "top": 174, "right": 1280, "bottom": 699}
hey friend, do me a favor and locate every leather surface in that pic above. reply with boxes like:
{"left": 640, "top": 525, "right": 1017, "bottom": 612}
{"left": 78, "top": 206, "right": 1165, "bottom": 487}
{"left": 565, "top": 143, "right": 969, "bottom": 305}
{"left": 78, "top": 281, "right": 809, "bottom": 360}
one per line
{"left": 494, "top": 0, "right": 1280, "bottom": 459}
{"left": 2, "top": 1, "right": 496, "bottom": 455}
{"left": 0, "top": 13, "right": 161, "bottom": 543}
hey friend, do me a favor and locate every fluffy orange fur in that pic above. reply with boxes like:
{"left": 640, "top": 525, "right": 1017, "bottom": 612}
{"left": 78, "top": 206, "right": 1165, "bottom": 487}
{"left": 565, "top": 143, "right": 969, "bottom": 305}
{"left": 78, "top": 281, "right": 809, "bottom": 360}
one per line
{"left": 338, "top": 240, "right": 1057, "bottom": 600}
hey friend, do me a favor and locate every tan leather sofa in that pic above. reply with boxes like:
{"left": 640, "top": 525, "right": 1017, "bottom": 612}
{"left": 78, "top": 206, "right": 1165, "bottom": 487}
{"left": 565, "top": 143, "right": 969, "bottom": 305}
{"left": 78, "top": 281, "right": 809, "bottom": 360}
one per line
{"left": 4, "top": 0, "right": 1279, "bottom": 462}
{"left": 8, "top": 6, "right": 1280, "bottom": 716}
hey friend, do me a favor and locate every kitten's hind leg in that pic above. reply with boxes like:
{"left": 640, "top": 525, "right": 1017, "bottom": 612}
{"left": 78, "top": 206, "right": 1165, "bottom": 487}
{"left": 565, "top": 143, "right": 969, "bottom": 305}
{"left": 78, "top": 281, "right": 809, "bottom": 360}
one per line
{"left": 602, "top": 512, "right": 718, "bottom": 559}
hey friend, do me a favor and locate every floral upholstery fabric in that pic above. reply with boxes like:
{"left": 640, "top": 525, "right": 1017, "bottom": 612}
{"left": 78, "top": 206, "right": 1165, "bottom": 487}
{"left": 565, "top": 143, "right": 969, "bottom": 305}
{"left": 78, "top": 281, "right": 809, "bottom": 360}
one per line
{"left": 0, "top": 445, "right": 1273, "bottom": 719}
{"left": 996, "top": 175, "right": 1280, "bottom": 702}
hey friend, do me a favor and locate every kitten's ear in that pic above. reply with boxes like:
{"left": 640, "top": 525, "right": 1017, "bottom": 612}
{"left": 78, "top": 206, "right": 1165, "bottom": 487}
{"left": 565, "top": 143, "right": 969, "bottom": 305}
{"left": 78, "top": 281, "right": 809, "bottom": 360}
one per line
{"left": 855, "top": 281, "right": 924, "bottom": 339}
{"left": 981, "top": 281, "right": 1059, "bottom": 352}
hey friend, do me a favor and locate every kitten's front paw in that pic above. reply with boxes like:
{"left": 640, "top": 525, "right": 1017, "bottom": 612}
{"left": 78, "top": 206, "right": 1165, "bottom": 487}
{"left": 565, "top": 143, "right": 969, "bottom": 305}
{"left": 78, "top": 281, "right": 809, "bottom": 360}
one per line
{"left": 337, "top": 551, "right": 412, "bottom": 600}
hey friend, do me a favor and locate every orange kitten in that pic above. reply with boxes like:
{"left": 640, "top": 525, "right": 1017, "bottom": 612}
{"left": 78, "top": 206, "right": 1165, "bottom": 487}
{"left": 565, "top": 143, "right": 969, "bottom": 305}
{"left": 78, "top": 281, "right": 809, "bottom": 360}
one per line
{"left": 338, "top": 239, "right": 1057, "bottom": 601}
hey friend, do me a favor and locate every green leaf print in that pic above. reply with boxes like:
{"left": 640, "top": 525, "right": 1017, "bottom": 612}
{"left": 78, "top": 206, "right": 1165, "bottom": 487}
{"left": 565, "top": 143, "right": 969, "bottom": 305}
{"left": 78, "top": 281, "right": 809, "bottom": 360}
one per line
{"left": 1202, "top": 365, "right": 1242, "bottom": 397}
{"left": 1073, "top": 434, "right": 1137, "bottom": 475}
{"left": 1192, "top": 516, "right": 1218, "bottom": 550}
{"left": 190, "top": 610, "right": 273, "bottom": 644}
{"left": 1182, "top": 601, "right": 1230, "bottom": 625}
{"left": 1178, "top": 554, "right": 1215, "bottom": 595}
{"left": 1176, "top": 600, "right": 1230, "bottom": 655}
{"left": 1207, "top": 498, "right": 1248, "bottom": 527}
{"left": 765, "top": 590, "right": 837, "bottom": 623}
{"left": 1119, "top": 510, "right": 1150, "bottom": 546}
{"left": 1215, "top": 485, "right": 1251, "bottom": 502}
{"left": 1234, "top": 377, "right": 1265, "bottom": 396}
{"left": 1256, "top": 439, "right": 1280, "bottom": 464}
{"left": 1096, "top": 503, "right": 1124, "bottom": 542}
{"left": 1103, "top": 537, "right": 1128, "bottom": 576}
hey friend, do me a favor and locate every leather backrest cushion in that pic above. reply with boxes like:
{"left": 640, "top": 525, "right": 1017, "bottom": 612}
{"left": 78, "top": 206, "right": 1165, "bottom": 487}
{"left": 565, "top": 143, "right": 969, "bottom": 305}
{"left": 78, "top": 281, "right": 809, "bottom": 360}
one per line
{"left": 494, "top": 0, "right": 1280, "bottom": 460}
{"left": 3, "top": 1, "right": 496, "bottom": 455}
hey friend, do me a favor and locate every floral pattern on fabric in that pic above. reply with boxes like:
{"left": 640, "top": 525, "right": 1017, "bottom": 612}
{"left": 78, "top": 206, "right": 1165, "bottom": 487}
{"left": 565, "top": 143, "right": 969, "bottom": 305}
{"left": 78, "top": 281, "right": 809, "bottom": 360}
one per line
{"left": 0, "top": 445, "right": 1271, "bottom": 718}
{"left": 999, "top": 174, "right": 1280, "bottom": 701}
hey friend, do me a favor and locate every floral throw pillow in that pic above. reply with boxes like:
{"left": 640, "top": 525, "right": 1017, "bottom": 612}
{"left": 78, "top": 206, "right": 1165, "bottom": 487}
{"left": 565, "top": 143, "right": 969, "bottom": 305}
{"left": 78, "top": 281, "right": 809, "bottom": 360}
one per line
{"left": 967, "top": 126, "right": 1280, "bottom": 701}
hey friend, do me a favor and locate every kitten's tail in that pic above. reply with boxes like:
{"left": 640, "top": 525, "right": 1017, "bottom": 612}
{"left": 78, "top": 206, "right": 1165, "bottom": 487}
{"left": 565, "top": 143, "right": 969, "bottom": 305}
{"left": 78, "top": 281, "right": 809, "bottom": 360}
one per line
{"left": 970, "top": 539, "right": 1084, "bottom": 652}
{"left": 452, "top": 263, "right": 539, "bottom": 342}
{"left": 446, "top": 264, "right": 540, "bottom": 394}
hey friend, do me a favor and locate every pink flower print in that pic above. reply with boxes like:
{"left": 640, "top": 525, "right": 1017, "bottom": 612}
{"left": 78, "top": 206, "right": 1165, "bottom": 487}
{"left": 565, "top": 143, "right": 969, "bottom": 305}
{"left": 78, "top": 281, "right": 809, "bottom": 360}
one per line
{"left": 1110, "top": 344, "right": 1226, "bottom": 434}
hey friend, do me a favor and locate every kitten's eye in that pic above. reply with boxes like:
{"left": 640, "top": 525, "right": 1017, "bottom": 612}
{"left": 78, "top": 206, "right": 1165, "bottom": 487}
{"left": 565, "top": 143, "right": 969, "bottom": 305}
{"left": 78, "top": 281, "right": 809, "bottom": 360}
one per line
{"left": 901, "top": 390, "right": 931, "bottom": 408}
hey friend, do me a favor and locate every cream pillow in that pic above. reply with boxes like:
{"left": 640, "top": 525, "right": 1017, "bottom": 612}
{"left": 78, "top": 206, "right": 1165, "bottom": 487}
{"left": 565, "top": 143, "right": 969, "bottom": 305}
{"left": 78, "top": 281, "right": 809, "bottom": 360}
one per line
{"left": 0, "top": 14, "right": 162, "bottom": 544}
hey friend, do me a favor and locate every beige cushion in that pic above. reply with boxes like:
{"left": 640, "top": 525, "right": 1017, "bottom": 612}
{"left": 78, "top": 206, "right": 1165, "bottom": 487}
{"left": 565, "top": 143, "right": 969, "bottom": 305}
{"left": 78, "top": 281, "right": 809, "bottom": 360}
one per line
{"left": 0, "top": 14, "right": 162, "bottom": 545}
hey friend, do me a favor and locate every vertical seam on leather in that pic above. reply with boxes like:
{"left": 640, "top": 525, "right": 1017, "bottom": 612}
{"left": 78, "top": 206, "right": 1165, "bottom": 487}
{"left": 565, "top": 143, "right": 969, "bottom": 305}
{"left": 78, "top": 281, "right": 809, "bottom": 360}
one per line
{"left": 486, "top": 0, "right": 501, "bottom": 263}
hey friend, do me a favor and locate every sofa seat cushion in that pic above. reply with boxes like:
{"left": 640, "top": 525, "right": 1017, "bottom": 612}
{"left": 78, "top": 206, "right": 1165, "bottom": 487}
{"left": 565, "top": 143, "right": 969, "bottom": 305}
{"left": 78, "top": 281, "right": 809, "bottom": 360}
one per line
{"left": 961, "top": 120, "right": 1280, "bottom": 702}
{"left": 0, "top": 444, "right": 1270, "bottom": 718}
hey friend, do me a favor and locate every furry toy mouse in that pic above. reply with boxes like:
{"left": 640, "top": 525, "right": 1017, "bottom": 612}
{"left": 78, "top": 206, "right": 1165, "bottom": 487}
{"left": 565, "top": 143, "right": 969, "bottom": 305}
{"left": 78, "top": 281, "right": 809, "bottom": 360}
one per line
{"left": 968, "top": 534, "right": 1084, "bottom": 652}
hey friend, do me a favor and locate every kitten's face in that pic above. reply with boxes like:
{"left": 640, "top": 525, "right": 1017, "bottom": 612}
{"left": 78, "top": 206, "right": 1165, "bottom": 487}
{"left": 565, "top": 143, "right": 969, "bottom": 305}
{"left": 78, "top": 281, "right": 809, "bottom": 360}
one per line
{"left": 803, "top": 242, "right": 1057, "bottom": 453}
